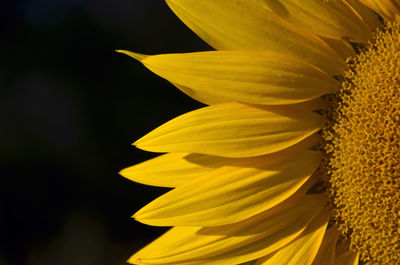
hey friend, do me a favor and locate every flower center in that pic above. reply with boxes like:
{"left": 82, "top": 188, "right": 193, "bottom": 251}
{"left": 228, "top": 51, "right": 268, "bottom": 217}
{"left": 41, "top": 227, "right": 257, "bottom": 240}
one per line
{"left": 323, "top": 21, "right": 400, "bottom": 264}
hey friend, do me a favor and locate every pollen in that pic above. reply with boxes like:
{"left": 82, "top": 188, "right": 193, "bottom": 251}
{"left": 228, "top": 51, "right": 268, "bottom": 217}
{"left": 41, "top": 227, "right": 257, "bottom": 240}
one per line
{"left": 323, "top": 21, "right": 400, "bottom": 264}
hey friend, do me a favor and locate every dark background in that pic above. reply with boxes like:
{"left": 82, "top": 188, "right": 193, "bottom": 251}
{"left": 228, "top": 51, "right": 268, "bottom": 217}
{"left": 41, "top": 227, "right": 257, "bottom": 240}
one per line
{"left": 1, "top": 1, "right": 209, "bottom": 264}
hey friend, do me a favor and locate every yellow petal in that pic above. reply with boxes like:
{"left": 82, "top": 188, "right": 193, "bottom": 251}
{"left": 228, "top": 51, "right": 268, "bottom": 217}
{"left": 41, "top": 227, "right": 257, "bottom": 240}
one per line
{"left": 290, "top": 97, "right": 328, "bottom": 112}
{"left": 121, "top": 50, "right": 339, "bottom": 105}
{"left": 256, "top": 207, "right": 331, "bottom": 265}
{"left": 134, "top": 102, "right": 325, "bottom": 158}
{"left": 321, "top": 37, "right": 355, "bottom": 60}
{"left": 174, "top": 84, "right": 227, "bottom": 105}
{"left": 345, "top": 0, "right": 380, "bottom": 31}
{"left": 120, "top": 153, "right": 236, "bottom": 188}
{"left": 176, "top": 84, "right": 328, "bottom": 108}
{"left": 165, "top": 0, "right": 345, "bottom": 75}
{"left": 263, "top": 0, "right": 370, "bottom": 42}
{"left": 129, "top": 194, "right": 327, "bottom": 265}
{"left": 240, "top": 262, "right": 257, "bottom": 265}
{"left": 334, "top": 250, "right": 360, "bottom": 265}
{"left": 311, "top": 226, "right": 340, "bottom": 265}
{"left": 134, "top": 149, "right": 321, "bottom": 226}
{"left": 334, "top": 240, "right": 351, "bottom": 260}
{"left": 360, "top": 0, "right": 400, "bottom": 21}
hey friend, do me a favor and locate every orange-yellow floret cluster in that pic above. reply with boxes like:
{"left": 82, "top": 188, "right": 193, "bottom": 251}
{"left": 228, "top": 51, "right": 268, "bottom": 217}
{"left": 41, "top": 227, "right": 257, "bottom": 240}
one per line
{"left": 323, "top": 21, "right": 400, "bottom": 264}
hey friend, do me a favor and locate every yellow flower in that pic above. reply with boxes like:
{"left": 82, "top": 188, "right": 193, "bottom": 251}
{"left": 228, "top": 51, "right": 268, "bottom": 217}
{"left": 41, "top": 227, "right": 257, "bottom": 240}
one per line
{"left": 119, "top": 1, "right": 400, "bottom": 264}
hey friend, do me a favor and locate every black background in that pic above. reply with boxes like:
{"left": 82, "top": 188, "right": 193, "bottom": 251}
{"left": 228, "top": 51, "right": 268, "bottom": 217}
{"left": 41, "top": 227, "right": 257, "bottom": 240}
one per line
{"left": 1, "top": 1, "right": 209, "bottom": 264}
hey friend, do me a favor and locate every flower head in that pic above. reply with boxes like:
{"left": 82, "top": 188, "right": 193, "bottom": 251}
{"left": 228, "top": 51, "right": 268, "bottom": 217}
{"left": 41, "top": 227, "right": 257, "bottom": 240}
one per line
{"left": 119, "top": 1, "right": 400, "bottom": 264}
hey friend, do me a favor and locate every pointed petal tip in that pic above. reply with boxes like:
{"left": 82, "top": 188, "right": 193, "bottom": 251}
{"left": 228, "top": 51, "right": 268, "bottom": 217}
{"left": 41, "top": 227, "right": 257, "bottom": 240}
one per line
{"left": 118, "top": 168, "right": 126, "bottom": 176}
{"left": 118, "top": 167, "right": 133, "bottom": 179}
{"left": 116, "top": 50, "right": 147, "bottom": 61}
{"left": 132, "top": 205, "right": 152, "bottom": 220}
{"left": 132, "top": 208, "right": 150, "bottom": 222}
{"left": 132, "top": 142, "right": 145, "bottom": 152}
{"left": 127, "top": 255, "right": 141, "bottom": 265}
{"left": 132, "top": 139, "right": 162, "bottom": 156}
{"left": 132, "top": 139, "right": 141, "bottom": 147}
{"left": 132, "top": 212, "right": 148, "bottom": 223}
{"left": 133, "top": 137, "right": 153, "bottom": 151}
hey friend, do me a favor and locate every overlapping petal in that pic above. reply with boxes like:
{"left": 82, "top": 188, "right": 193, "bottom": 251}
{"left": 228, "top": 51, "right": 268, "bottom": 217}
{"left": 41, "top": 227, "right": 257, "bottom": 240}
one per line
{"left": 134, "top": 102, "right": 325, "bottom": 158}
{"left": 262, "top": 0, "right": 370, "bottom": 42}
{"left": 334, "top": 250, "right": 360, "bottom": 265}
{"left": 174, "top": 83, "right": 227, "bottom": 105}
{"left": 311, "top": 226, "right": 339, "bottom": 265}
{"left": 360, "top": 0, "right": 400, "bottom": 21}
{"left": 255, "top": 207, "right": 331, "bottom": 265}
{"left": 345, "top": 0, "right": 380, "bottom": 31}
{"left": 119, "top": 50, "right": 339, "bottom": 105}
{"left": 120, "top": 153, "right": 237, "bottom": 188}
{"left": 129, "top": 194, "right": 327, "bottom": 265}
{"left": 321, "top": 37, "right": 355, "bottom": 60}
{"left": 133, "top": 149, "right": 321, "bottom": 226}
{"left": 290, "top": 98, "right": 328, "bottom": 112}
{"left": 121, "top": 0, "right": 392, "bottom": 264}
{"left": 165, "top": 0, "right": 345, "bottom": 75}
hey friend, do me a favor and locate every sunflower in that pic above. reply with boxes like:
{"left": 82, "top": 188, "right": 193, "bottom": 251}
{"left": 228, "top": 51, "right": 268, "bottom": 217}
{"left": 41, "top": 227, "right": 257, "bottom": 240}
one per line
{"left": 118, "top": 1, "right": 400, "bottom": 264}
